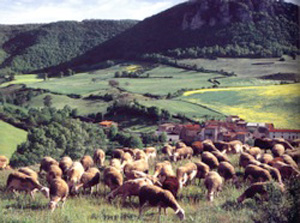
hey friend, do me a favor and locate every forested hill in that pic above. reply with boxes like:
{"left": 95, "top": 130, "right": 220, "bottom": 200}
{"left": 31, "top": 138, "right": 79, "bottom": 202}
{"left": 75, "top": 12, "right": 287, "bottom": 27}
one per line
{"left": 49, "top": 0, "right": 299, "bottom": 73}
{"left": 0, "top": 20, "right": 138, "bottom": 73}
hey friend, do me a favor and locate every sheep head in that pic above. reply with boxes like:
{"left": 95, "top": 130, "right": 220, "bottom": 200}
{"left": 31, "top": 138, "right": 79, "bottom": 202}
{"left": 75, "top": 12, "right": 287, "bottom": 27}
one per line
{"left": 40, "top": 187, "right": 50, "bottom": 199}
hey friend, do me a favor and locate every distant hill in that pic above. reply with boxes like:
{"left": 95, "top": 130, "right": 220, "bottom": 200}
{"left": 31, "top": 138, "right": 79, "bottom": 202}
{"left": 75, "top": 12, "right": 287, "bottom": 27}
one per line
{"left": 49, "top": 0, "right": 299, "bottom": 73}
{"left": 0, "top": 20, "right": 138, "bottom": 73}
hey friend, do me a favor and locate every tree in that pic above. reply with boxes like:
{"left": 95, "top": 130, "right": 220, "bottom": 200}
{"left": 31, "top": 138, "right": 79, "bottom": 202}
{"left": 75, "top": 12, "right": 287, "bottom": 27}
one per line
{"left": 128, "top": 135, "right": 143, "bottom": 148}
{"left": 43, "top": 95, "right": 53, "bottom": 107}
{"left": 159, "top": 132, "right": 168, "bottom": 144}
{"left": 108, "top": 125, "right": 118, "bottom": 139}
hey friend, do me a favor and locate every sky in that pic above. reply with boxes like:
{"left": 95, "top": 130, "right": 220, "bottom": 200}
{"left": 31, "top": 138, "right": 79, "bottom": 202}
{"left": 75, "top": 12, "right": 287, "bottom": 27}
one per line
{"left": 0, "top": 0, "right": 299, "bottom": 25}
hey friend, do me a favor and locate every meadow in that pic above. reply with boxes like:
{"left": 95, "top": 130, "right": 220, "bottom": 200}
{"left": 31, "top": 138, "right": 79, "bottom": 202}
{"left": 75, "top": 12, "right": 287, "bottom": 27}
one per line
{"left": 181, "top": 83, "right": 300, "bottom": 129}
{"left": 1, "top": 75, "right": 43, "bottom": 87}
{"left": 0, "top": 121, "right": 27, "bottom": 158}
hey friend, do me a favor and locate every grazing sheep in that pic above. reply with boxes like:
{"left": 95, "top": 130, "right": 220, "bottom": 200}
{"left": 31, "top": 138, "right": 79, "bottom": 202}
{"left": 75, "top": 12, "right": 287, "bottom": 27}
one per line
{"left": 244, "top": 164, "right": 272, "bottom": 183}
{"left": 203, "top": 140, "right": 219, "bottom": 152}
{"left": 259, "top": 154, "right": 273, "bottom": 164}
{"left": 107, "top": 178, "right": 153, "bottom": 204}
{"left": 161, "top": 144, "right": 174, "bottom": 159}
{"left": 112, "top": 149, "right": 125, "bottom": 159}
{"left": 123, "top": 159, "right": 149, "bottom": 180}
{"left": 237, "top": 182, "right": 268, "bottom": 203}
{"left": 202, "top": 151, "right": 219, "bottom": 169}
{"left": 80, "top": 155, "right": 94, "bottom": 171}
{"left": 162, "top": 176, "right": 180, "bottom": 198}
{"left": 144, "top": 147, "right": 157, "bottom": 160}
{"left": 228, "top": 140, "right": 244, "bottom": 154}
{"left": 6, "top": 172, "right": 49, "bottom": 199}
{"left": 281, "top": 154, "right": 298, "bottom": 170}
{"left": 39, "top": 156, "right": 59, "bottom": 174}
{"left": 48, "top": 178, "right": 69, "bottom": 212}
{"left": 194, "top": 161, "right": 210, "bottom": 184}
{"left": 153, "top": 161, "right": 175, "bottom": 182}
{"left": 214, "top": 141, "right": 229, "bottom": 153}
{"left": 75, "top": 167, "right": 100, "bottom": 194}
{"left": 93, "top": 149, "right": 105, "bottom": 168}
{"left": 239, "top": 152, "right": 255, "bottom": 168}
{"left": 18, "top": 167, "right": 38, "bottom": 181}
{"left": 272, "top": 144, "right": 285, "bottom": 157}
{"left": 211, "top": 150, "right": 230, "bottom": 163}
{"left": 175, "top": 141, "right": 186, "bottom": 149}
{"left": 59, "top": 156, "right": 73, "bottom": 176}
{"left": 286, "top": 150, "right": 300, "bottom": 164}
{"left": 191, "top": 141, "right": 204, "bottom": 156}
{"left": 204, "top": 171, "right": 223, "bottom": 202}
{"left": 217, "top": 161, "right": 238, "bottom": 184}
{"left": 110, "top": 158, "right": 122, "bottom": 171}
{"left": 103, "top": 166, "right": 123, "bottom": 191}
{"left": 247, "top": 159, "right": 262, "bottom": 166}
{"left": 259, "top": 163, "right": 284, "bottom": 186}
{"left": 67, "top": 161, "right": 85, "bottom": 192}
{"left": 0, "top": 155, "right": 9, "bottom": 169}
{"left": 46, "top": 164, "right": 63, "bottom": 184}
{"left": 172, "top": 147, "right": 193, "bottom": 162}
{"left": 122, "top": 148, "right": 135, "bottom": 157}
{"left": 246, "top": 147, "right": 262, "bottom": 160}
{"left": 121, "top": 152, "right": 133, "bottom": 165}
{"left": 176, "top": 162, "right": 197, "bottom": 188}
{"left": 138, "top": 185, "right": 185, "bottom": 221}
{"left": 135, "top": 150, "right": 148, "bottom": 161}
{"left": 271, "top": 161, "right": 300, "bottom": 180}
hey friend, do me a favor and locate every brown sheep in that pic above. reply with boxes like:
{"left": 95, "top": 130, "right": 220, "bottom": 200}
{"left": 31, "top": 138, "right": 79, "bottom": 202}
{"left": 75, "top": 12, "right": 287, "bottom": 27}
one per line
{"left": 121, "top": 152, "right": 133, "bottom": 165}
{"left": 217, "top": 161, "right": 238, "bottom": 184}
{"left": 107, "top": 178, "right": 153, "bottom": 204}
{"left": 103, "top": 166, "right": 123, "bottom": 191}
{"left": 202, "top": 151, "right": 219, "bottom": 169}
{"left": 18, "top": 167, "right": 38, "bottom": 181}
{"left": 144, "top": 147, "right": 157, "bottom": 160}
{"left": 191, "top": 141, "right": 204, "bottom": 156}
{"left": 237, "top": 182, "right": 268, "bottom": 203}
{"left": 239, "top": 152, "right": 255, "bottom": 168}
{"left": 194, "top": 161, "right": 210, "bottom": 184}
{"left": 175, "top": 141, "right": 186, "bottom": 149}
{"left": 172, "top": 147, "right": 193, "bottom": 162}
{"left": 203, "top": 140, "right": 219, "bottom": 152}
{"left": 286, "top": 150, "right": 300, "bottom": 164}
{"left": 39, "top": 156, "right": 59, "bottom": 174}
{"left": 272, "top": 144, "right": 285, "bottom": 157}
{"left": 6, "top": 172, "right": 49, "bottom": 199}
{"left": 281, "top": 154, "right": 298, "bottom": 170}
{"left": 46, "top": 164, "right": 63, "bottom": 184}
{"left": 259, "top": 163, "right": 284, "bottom": 186}
{"left": 123, "top": 159, "right": 149, "bottom": 180}
{"left": 204, "top": 171, "right": 223, "bottom": 202}
{"left": 211, "top": 150, "right": 230, "bottom": 163}
{"left": 244, "top": 164, "right": 272, "bottom": 183}
{"left": 259, "top": 154, "right": 273, "bottom": 164}
{"left": 0, "top": 155, "right": 9, "bottom": 169}
{"left": 66, "top": 161, "right": 85, "bottom": 192}
{"left": 80, "top": 155, "right": 94, "bottom": 171}
{"left": 122, "top": 148, "right": 135, "bottom": 157}
{"left": 176, "top": 162, "right": 197, "bottom": 188}
{"left": 110, "top": 158, "right": 122, "bottom": 171}
{"left": 271, "top": 161, "right": 300, "bottom": 180}
{"left": 162, "top": 176, "right": 180, "bottom": 198}
{"left": 161, "top": 144, "right": 174, "bottom": 159}
{"left": 112, "top": 149, "right": 125, "bottom": 159}
{"left": 138, "top": 185, "right": 185, "bottom": 221}
{"left": 48, "top": 178, "right": 69, "bottom": 212}
{"left": 246, "top": 147, "right": 262, "bottom": 160}
{"left": 153, "top": 161, "right": 175, "bottom": 182}
{"left": 59, "top": 156, "right": 73, "bottom": 176}
{"left": 93, "top": 149, "right": 105, "bottom": 168}
{"left": 74, "top": 167, "right": 100, "bottom": 194}
{"left": 135, "top": 150, "right": 148, "bottom": 161}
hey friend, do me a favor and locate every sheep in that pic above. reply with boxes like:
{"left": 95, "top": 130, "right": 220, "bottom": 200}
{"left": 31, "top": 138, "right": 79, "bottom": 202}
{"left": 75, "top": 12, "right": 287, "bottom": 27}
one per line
{"left": 172, "top": 147, "right": 193, "bottom": 162}
{"left": 286, "top": 150, "right": 300, "bottom": 164}
{"left": 175, "top": 141, "right": 186, "bottom": 149}
{"left": 281, "top": 154, "right": 298, "bottom": 170}
{"left": 66, "top": 161, "right": 85, "bottom": 192}
{"left": 202, "top": 151, "right": 219, "bottom": 169}
{"left": 80, "top": 155, "right": 94, "bottom": 171}
{"left": 18, "top": 167, "right": 38, "bottom": 181}
{"left": 194, "top": 161, "right": 210, "bottom": 184}
{"left": 237, "top": 182, "right": 268, "bottom": 203}
{"left": 162, "top": 176, "right": 180, "bottom": 198}
{"left": 48, "top": 177, "right": 69, "bottom": 212}
{"left": 228, "top": 140, "right": 244, "bottom": 154}
{"left": 103, "top": 166, "right": 123, "bottom": 191}
{"left": 239, "top": 152, "right": 255, "bottom": 168}
{"left": 110, "top": 158, "right": 122, "bottom": 171}
{"left": 217, "top": 161, "right": 238, "bottom": 185}
{"left": 107, "top": 178, "right": 153, "bottom": 204}
{"left": 122, "top": 148, "right": 135, "bottom": 157}
{"left": 272, "top": 144, "right": 285, "bottom": 157}
{"left": 211, "top": 150, "right": 230, "bottom": 163}
{"left": 59, "top": 156, "right": 73, "bottom": 176}
{"left": 0, "top": 155, "right": 9, "bottom": 169}
{"left": 6, "top": 172, "right": 49, "bottom": 199}
{"left": 191, "top": 141, "right": 204, "bottom": 156}
{"left": 203, "top": 139, "right": 219, "bottom": 152}
{"left": 153, "top": 161, "right": 175, "bottom": 181}
{"left": 244, "top": 164, "right": 272, "bottom": 183}
{"left": 161, "top": 144, "right": 174, "bottom": 159}
{"left": 74, "top": 167, "right": 100, "bottom": 194}
{"left": 144, "top": 147, "right": 157, "bottom": 160}
{"left": 259, "top": 154, "right": 273, "bottom": 164}
{"left": 46, "top": 164, "right": 63, "bottom": 184}
{"left": 135, "top": 150, "right": 148, "bottom": 161}
{"left": 176, "top": 162, "right": 197, "bottom": 188}
{"left": 259, "top": 163, "right": 284, "bottom": 186}
{"left": 246, "top": 147, "right": 262, "bottom": 160}
{"left": 138, "top": 185, "right": 185, "bottom": 221}
{"left": 93, "top": 149, "right": 105, "bottom": 168}
{"left": 271, "top": 161, "right": 300, "bottom": 180}
{"left": 214, "top": 141, "right": 229, "bottom": 152}
{"left": 39, "top": 156, "right": 59, "bottom": 174}
{"left": 204, "top": 171, "right": 223, "bottom": 202}
{"left": 121, "top": 152, "right": 133, "bottom": 165}
{"left": 123, "top": 159, "right": 149, "bottom": 180}
{"left": 112, "top": 149, "right": 125, "bottom": 159}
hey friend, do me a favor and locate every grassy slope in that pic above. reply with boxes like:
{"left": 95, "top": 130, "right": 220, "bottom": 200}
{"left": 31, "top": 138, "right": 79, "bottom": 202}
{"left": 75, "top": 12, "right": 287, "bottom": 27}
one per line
{"left": 0, "top": 121, "right": 27, "bottom": 158}
{"left": 0, "top": 155, "right": 256, "bottom": 223}
{"left": 0, "top": 75, "right": 43, "bottom": 87}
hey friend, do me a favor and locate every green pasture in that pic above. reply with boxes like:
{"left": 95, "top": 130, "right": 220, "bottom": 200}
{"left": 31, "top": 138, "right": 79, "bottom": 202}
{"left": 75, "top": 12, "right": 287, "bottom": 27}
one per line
{"left": 0, "top": 121, "right": 27, "bottom": 158}
{"left": 1, "top": 74, "right": 43, "bottom": 87}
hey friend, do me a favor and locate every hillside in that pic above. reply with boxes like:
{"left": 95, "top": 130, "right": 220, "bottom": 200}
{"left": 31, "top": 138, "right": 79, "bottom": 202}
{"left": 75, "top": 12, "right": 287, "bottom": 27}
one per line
{"left": 47, "top": 0, "right": 300, "bottom": 73}
{"left": 0, "top": 20, "right": 138, "bottom": 73}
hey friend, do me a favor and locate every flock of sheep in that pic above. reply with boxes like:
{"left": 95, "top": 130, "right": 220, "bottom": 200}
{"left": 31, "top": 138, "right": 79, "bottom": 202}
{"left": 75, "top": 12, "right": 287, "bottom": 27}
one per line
{"left": 2, "top": 138, "right": 300, "bottom": 220}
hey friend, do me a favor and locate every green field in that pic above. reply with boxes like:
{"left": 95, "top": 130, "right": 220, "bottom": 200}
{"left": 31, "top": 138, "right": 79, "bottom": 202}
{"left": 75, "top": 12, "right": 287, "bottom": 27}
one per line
{"left": 182, "top": 83, "right": 300, "bottom": 129}
{"left": 0, "top": 121, "right": 27, "bottom": 158}
{"left": 1, "top": 74, "right": 43, "bottom": 87}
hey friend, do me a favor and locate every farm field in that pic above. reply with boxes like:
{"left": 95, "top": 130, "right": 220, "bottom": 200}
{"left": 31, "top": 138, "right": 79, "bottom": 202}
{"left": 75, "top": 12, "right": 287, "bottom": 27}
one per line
{"left": 0, "top": 155, "right": 260, "bottom": 223}
{"left": 26, "top": 93, "right": 109, "bottom": 115}
{"left": 181, "top": 83, "right": 300, "bottom": 129}
{"left": 0, "top": 121, "right": 27, "bottom": 158}
{"left": 1, "top": 74, "right": 43, "bottom": 87}
{"left": 179, "top": 57, "right": 300, "bottom": 77}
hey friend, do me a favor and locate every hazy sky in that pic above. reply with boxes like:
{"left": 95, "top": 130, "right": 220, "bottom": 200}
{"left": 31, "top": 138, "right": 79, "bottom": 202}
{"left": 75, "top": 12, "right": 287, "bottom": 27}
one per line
{"left": 0, "top": 0, "right": 298, "bottom": 25}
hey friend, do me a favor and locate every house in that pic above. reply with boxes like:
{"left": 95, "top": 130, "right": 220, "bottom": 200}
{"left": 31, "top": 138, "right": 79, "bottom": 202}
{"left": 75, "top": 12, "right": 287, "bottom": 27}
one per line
{"left": 156, "top": 123, "right": 183, "bottom": 142}
{"left": 180, "top": 124, "right": 201, "bottom": 144}
{"left": 246, "top": 122, "right": 270, "bottom": 138}
{"left": 99, "top": 120, "right": 118, "bottom": 128}
{"left": 269, "top": 129, "right": 300, "bottom": 141}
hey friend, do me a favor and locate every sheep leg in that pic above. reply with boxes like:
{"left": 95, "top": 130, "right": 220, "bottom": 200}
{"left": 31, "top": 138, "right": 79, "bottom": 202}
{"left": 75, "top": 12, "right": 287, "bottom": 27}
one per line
{"left": 30, "top": 190, "right": 36, "bottom": 199}
{"left": 61, "top": 197, "right": 67, "bottom": 208}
